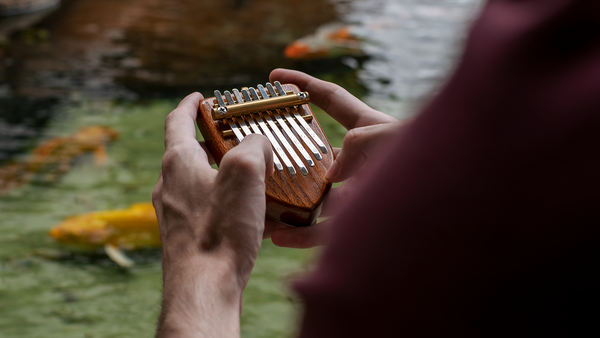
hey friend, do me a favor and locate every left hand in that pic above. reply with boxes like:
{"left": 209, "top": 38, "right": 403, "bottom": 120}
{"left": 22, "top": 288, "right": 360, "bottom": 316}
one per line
{"left": 153, "top": 92, "right": 274, "bottom": 338}
{"left": 266, "top": 69, "right": 404, "bottom": 249}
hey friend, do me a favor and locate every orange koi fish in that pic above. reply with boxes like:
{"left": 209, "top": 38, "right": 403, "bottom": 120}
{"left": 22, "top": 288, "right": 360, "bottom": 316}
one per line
{"left": 0, "top": 125, "right": 119, "bottom": 194}
{"left": 284, "top": 23, "right": 365, "bottom": 60}
{"left": 49, "top": 202, "right": 160, "bottom": 267}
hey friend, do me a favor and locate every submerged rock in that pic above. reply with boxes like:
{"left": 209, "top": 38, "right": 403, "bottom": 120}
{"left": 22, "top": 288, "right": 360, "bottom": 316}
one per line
{"left": 3, "top": 0, "right": 338, "bottom": 98}
{"left": 0, "top": 0, "right": 60, "bottom": 17}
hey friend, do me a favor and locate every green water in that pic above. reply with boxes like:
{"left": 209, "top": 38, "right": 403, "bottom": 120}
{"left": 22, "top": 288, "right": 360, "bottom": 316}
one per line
{"left": 0, "top": 95, "right": 348, "bottom": 338}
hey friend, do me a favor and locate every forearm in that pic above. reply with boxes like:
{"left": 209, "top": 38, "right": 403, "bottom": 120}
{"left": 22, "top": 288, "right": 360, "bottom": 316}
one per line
{"left": 154, "top": 94, "right": 272, "bottom": 338}
{"left": 157, "top": 248, "right": 243, "bottom": 338}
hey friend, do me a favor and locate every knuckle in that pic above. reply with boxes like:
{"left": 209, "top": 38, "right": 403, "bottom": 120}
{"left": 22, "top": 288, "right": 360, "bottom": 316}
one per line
{"left": 164, "top": 110, "right": 178, "bottom": 126}
{"left": 343, "top": 128, "right": 364, "bottom": 148}
{"left": 160, "top": 152, "right": 176, "bottom": 172}
{"left": 152, "top": 184, "right": 162, "bottom": 202}
{"left": 244, "top": 133, "right": 270, "bottom": 148}
{"left": 160, "top": 146, "right": 185, "bottom": 172}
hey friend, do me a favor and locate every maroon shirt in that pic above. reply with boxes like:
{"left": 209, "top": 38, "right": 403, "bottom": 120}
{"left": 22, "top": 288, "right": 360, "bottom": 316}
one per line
{"left": 295, "top": 0, "right": 600, "bottom": 336}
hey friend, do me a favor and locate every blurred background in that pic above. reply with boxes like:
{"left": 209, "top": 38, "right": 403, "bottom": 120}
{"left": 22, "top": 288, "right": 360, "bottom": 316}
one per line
{"left": 0, "top": 0, "right": 482, "bottom": 337}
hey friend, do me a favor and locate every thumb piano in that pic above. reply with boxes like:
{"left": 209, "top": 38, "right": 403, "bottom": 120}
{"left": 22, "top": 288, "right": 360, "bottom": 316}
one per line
{"left": 197, "top": 82, "right": 334, "bottom": 227}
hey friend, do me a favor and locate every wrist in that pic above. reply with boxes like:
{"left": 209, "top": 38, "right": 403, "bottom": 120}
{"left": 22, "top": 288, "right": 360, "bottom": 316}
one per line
{"left": 158, "top": 255, "right": 243, "bottom": 338}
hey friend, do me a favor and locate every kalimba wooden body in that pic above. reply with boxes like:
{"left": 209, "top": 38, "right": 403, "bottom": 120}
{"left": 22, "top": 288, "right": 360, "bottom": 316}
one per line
{"left": 196, "top": 82, "right": 334, "bottom": 227}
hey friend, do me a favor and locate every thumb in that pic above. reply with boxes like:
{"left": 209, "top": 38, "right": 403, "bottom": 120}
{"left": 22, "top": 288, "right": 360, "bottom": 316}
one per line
{"left": 218, "top": 134, "right": 274, "bottom": 181}
{"left": 208, "top": 134, "right": 274, "bottom": 244}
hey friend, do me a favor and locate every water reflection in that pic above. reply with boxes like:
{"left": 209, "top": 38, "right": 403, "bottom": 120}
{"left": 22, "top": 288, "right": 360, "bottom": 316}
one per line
{"left": 333, "top": 0, "right": 483, "bottom": 118}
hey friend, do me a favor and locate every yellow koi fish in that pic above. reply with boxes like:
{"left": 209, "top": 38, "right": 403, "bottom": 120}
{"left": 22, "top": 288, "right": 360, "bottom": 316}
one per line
{"left": 49, "top": 202, "right": 160, "bottom": 267}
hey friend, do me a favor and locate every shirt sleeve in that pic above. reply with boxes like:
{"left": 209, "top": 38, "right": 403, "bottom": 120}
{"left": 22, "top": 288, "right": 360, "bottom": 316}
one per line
{"left": 294, "top": 0, "right": 600, "bottom": 336}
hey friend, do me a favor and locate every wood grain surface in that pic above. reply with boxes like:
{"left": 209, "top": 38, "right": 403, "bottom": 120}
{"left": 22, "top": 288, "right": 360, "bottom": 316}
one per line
{"left": 197, "top": 83, "right": 333, "bottom": 227}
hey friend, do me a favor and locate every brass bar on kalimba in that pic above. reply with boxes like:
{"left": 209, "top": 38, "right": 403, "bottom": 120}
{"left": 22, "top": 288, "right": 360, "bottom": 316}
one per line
{"left": 211, "top": 90, "right": 310, "bottom": 120}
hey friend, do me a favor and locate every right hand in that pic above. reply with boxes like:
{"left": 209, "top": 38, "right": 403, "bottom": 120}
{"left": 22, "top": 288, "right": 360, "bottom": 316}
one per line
{"left": 267, "top": 69, "right": 408, "bottom": 248}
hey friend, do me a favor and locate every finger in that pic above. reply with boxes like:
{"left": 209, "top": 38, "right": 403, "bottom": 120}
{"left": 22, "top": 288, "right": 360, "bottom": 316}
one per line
{"left": 269, "top": 69, "right": 396, "bottom": 129}
{"left": 319, "top": 186, "right": 345, "bottom": 217}
{"left": 238, "top": 134, "right": 274, "bottom": 178}
{"left": 208, "top": 135, "right": 274, "bottom": 244}
{"left": 263, "top": 219, "right": 290, "bottom": 239}
{"left": 161, "top": 93, "right": 214, "bottom": 182}
{"left": 326, "top": 122, "right": 403, "bottom": 182}
{"left": 270, "top": 220, "right": 330, "bottom": 249}
{"left": 198, "top": 141, "right": 216, "bottom": 165}
{"left": 164, "top": 92, "right": 204, "bottom": 151}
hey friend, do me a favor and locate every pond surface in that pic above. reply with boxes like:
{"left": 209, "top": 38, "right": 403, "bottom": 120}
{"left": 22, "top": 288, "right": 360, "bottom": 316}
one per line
{"left": 0, "top": 0, "right": 482, "bottom": 337}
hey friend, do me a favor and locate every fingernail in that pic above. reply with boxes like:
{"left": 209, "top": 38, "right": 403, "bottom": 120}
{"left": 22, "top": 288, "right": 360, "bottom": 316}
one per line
{"left": 325, "top": 161, "right": 339, "bottom": 180}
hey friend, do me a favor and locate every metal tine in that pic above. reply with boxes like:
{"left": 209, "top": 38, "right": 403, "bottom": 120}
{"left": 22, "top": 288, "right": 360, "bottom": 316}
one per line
{"left": 243, "top": 114, "right": 284, "bottom": 171}
{"left": 232, "top": 89, "right": 244, "bottom": 104}
{"left": 274, "top": 81, "right": 328, "bottom": 154}
{"left": 270, "top": 83, "right": 322, "bottom": 161}
{"left": 249, "top": 87, "right": 260, "bottom": 100}
{"left": 273, "top": 82, "right": 286, "bottom": 96}
{"left": 227, "top": 119, "right": 244, "bottom": 144}
{"left": 233, "top": 88, "right": 283, "bottom": 171}
{"left": 265, "top": 83, "right": 278, "bottom": 98}
{"left": 231, "top": 89, "right": 252, "bottom": 134}
{"left": 247, "top": 87, "right": 295, "bottom": 174}
{"left": 257, "top": 85, "right": 308, "bottom": 175}
{"left": 220, "top": 90, "right": 244, "bottom": 143}
{"left": 266, "top": 83, "right": 315, "bottom": 166}
{"left": 224, "top": 91, "right": 235, "bottom": 105}
{"left": 214, "top": 90, "right": 226, "bottom": 108}
{"left": 256, "top": 84, "right": 270, "bottom": 100}
{"left": 241, "top": 88, "right": 263, "bottom": 136}
{"left": 233, "top": 116, "right": 252, "bottom": 136}
{"left": 241, "top": 89, "right": 252, "bottom": 102}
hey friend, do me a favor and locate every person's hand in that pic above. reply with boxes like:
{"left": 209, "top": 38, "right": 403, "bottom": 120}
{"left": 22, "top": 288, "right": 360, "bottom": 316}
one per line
{"left": 153, "top": 92, "right": 274, "bottom": 338}
{"left": 267, "top": 69, "right": 408, "bottom": 248}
